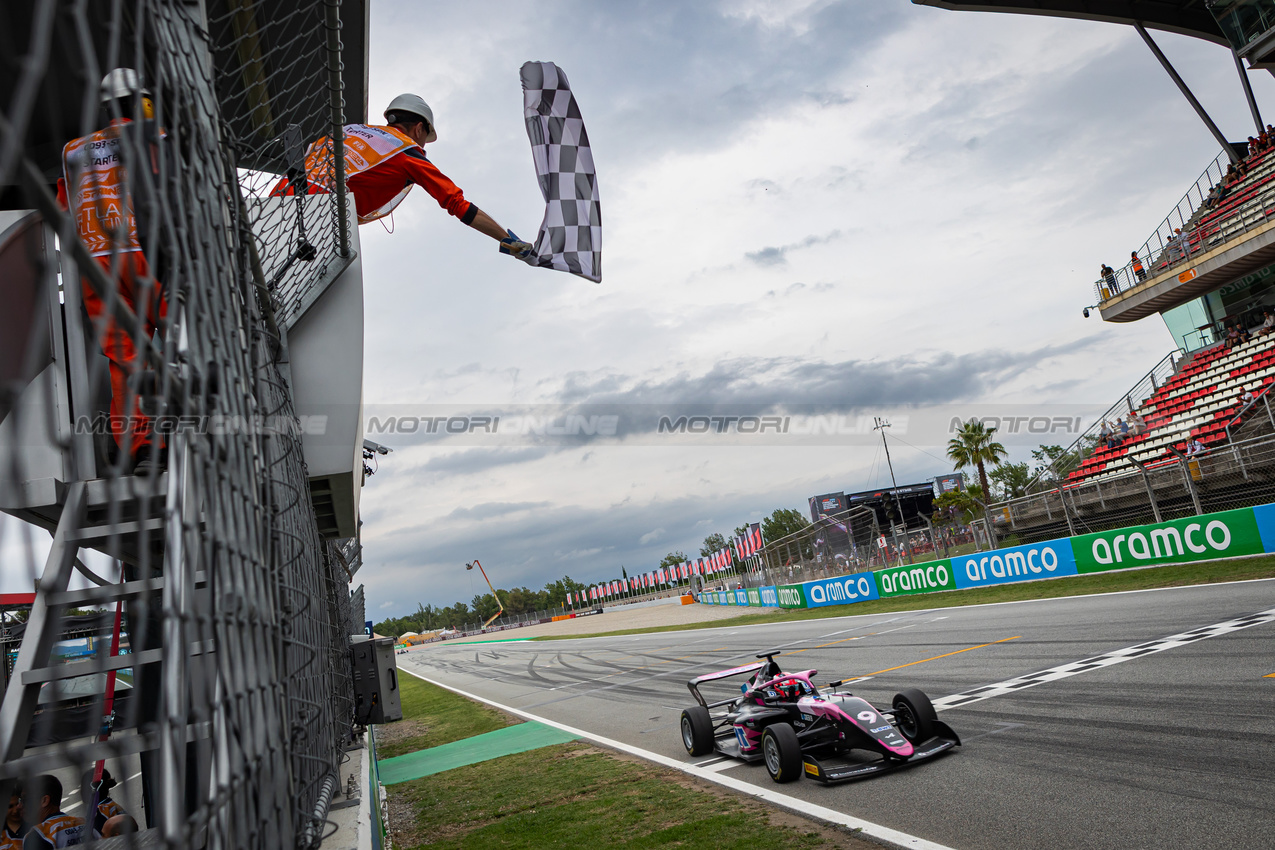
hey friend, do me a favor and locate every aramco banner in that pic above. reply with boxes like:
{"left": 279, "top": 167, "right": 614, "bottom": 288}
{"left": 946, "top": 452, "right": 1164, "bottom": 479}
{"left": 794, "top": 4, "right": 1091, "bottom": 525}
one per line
{"left": 697, "top": 502, "right": 1275, "bottom": 612}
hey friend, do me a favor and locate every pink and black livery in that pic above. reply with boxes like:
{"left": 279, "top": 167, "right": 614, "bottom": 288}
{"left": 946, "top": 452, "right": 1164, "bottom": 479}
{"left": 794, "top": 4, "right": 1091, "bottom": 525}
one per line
{"left": 679, "top": 651, "right": 960, "bottom": 784}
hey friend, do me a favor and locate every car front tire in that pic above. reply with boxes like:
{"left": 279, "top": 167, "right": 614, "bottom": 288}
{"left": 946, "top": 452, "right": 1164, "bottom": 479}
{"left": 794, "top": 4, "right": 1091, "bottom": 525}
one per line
{"left": 681, "top": 705, "right": 714, "bottom": 756}
{"left": 892, "top": 688, "right": 937, "bottom": 744}
{"left": 761, "top": 722, "right": 802, "bottom": 783}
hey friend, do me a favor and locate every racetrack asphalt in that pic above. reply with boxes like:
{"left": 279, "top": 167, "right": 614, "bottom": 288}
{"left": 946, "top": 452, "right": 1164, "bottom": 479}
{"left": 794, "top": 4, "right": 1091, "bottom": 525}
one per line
{"left": 398, "top": 579, "right": 1275, "bottom": 850}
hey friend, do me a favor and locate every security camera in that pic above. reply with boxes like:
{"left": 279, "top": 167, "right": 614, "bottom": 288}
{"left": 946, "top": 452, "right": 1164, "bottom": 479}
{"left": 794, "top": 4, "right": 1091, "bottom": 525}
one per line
{"left": 1083, "top": 307, "right": 1090, "bottom": 318}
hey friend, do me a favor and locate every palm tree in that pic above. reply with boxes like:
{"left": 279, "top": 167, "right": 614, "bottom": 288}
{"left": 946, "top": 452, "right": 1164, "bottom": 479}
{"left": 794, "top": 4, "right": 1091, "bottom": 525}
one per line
{"left": 946, "top": 420, "right": 1008, "bottom": 519}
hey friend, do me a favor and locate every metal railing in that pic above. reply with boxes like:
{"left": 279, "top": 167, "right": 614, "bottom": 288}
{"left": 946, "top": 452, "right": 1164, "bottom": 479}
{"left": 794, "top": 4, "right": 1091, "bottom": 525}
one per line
{"left": 1027, "top": 349, "right": 1187, "bottom": 492}
{"left": 1093, "top": 145, "right": 1275, "bottom": 303}
{"left": 989, "top": 425, "right": 1275, "bottom": 545}
{"left": 737, "top": 508, "right": 990, "bottom": 588}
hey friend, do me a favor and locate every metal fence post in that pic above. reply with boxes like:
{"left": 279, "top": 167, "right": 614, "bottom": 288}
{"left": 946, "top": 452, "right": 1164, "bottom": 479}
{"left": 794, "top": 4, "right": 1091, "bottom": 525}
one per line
{"left": 1127, "top": 455, "right": 1163, "bottom": 524}
{"left": 1167, "top": 446, "right": 1204, "bottom": 515}
{"left": 1055, "top": 485, "right": 1077, "bottom": 536}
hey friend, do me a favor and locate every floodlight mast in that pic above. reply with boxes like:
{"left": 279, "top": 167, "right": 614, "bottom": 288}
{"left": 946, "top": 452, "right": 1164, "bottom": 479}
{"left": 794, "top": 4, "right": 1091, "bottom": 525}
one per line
{"left": 466, "top": 560, "right": 505, "bottom": 629}
{"left": 873, "top": 417, "right": 912, "bottom": 566}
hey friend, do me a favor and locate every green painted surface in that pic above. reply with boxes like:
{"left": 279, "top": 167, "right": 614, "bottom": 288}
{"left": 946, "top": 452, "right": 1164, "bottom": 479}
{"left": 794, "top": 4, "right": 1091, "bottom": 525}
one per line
{"left": 1072, "top": 508, "right": 1263, "bottom": 573}
{"left": 377, "top": 721, "right": 578, "bottom": 785}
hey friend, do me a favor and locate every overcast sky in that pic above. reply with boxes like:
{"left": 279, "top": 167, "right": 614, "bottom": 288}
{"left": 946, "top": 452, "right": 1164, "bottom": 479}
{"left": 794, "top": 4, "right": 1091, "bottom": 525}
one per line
{"left": 349, "top": 1, "right": 1275, "bottom": 618}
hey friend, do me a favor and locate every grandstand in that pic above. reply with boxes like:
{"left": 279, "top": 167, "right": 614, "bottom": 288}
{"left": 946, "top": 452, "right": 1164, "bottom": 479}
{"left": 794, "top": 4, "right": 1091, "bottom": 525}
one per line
{"left": 1067, "top": 332, "right": 1275, "bottom": 484}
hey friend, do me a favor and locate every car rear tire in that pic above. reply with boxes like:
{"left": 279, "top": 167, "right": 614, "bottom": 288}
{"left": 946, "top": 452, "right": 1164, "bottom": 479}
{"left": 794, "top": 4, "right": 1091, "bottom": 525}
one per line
{"left": 680, "top": 706, "right": 714, "bottom": 756}
{"left": 761, "top": 722, "right": 802, "bottom": 783}
{"left": 892, "top": 688, "right": 937, "bottom": 744}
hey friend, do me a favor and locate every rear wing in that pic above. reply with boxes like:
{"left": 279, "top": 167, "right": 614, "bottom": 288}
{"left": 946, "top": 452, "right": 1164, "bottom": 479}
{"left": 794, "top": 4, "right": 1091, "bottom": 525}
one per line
{"left": 686, "top": 661, "right": 765, "bottom": 707}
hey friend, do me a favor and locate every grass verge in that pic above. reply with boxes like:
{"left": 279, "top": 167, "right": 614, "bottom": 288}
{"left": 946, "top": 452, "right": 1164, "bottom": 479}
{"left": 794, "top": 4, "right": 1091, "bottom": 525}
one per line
{"left": 382, "top": 669, "right": 874, "bottom": 849}
{"left": 531, "top": 554, "right": 1275, "bottom": 641}
{"left": 374, "top": 674, "right": 514, "bottom": 759}
{"left": 388, "top": 743, "right": 870, "bottom": 850}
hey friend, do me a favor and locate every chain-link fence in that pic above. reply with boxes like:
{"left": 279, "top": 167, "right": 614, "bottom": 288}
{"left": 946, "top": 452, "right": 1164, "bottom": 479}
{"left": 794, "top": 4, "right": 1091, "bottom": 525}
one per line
{"left": 734, "top": 508, "right": 989, "bottom": 588}
{"left": 0, "top": 2, "right": 362, "bottom": 847}
{"left": 990, "top": 423, "right": 1275, "bottom": 545}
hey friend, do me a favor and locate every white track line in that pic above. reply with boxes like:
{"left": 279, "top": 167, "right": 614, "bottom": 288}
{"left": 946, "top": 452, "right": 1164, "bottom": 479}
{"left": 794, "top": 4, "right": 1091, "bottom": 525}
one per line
{"left": 399, "top": 667, "right": 956, "bottom": 850}
{"left": 933, "top": 607, "right": 1275, "bottom": 712}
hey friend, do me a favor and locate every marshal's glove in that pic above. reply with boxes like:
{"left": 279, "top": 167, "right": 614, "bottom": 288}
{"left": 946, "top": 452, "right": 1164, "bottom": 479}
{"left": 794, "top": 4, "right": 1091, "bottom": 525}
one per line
{"left": 499, "top": 229, "right": 534, "bottom": 259}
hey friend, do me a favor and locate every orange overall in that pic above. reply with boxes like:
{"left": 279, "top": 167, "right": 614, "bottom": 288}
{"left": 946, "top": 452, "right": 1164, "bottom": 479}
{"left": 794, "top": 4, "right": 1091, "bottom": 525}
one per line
{"left": 59, "top": 118, "right": 167, "bottom": 458}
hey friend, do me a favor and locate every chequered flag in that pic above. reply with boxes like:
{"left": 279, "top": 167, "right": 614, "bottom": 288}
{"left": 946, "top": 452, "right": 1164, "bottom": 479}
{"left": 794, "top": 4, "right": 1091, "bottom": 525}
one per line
{"left": 519, "top": 61, "right": 601, "bottom": 283}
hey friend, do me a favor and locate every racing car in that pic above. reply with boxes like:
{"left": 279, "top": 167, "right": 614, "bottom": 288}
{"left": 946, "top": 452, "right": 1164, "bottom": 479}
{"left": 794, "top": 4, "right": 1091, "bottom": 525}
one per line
{"left": 679, "top": 651, "right": 959, "bottom": 784}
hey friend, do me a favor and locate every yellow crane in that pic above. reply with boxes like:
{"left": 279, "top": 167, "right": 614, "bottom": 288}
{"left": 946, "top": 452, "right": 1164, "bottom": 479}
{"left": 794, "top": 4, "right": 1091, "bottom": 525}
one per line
{"left": 466, "top": 560, "right": 505, "bottom": 629}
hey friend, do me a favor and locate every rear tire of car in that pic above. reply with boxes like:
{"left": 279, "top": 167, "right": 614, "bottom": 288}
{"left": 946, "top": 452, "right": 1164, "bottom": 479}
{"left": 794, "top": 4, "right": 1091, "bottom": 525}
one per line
{"left": 761, "top": 722, "right": 802, "bottom": 783}
{"left": 681, "top": 706, "right": 714, "bottom": 756}
{"left": 892, "top": 688, "right": 936, "bottom": 743}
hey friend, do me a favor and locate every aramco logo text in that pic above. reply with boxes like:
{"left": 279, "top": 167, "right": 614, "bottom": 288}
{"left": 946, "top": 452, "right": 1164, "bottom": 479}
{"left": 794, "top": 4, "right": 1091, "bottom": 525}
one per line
{"left": 962, "top": 546, "right": 1059, "bottom": 582}
{"left": 777, "top": 587, "right": 804, "bottom": 607}
{"left": 1091, "top": 520, "right": 1232, "bottom": 564}
{"left": 808, "top": 575, "right": 873, "bottom": 605}
{"left": 879, "top": 563, "right": 952, "bottom": 594}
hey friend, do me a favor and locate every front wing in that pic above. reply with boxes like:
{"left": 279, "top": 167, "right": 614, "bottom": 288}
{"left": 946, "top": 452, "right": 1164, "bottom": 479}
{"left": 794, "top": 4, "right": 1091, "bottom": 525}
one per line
{"left": 802, "top": 721, "right": 960, "bottom": 784}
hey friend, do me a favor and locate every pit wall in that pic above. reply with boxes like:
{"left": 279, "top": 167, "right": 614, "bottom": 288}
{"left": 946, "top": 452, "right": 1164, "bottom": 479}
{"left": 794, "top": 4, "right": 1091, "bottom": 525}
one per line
{"left": 698, "top": 505, "right": 1275, "bottom": 610}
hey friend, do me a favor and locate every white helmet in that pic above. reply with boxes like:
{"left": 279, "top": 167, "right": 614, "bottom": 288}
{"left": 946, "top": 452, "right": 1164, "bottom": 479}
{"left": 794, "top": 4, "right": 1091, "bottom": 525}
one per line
{"left": 100, "top": 68, "right": 149, "bottom": 103}
{"left": 384, "top": 93, "right": 436, "bottom": 143}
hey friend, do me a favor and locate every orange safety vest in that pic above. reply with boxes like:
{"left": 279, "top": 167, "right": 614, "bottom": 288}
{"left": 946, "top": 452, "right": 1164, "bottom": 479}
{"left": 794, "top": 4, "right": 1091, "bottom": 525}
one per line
{"left": 90, "top": 798, "right": 124, "bottom": 839}
{"left": 301, "top": 124, "right": 418, "bottom": 223}
{"left": 61, "top": 121, "right": 142, "bottom": 258}
{"left": 1132, "top": 257, "right": 1144, "bottom": 273}
{"left": 30, "top": 812, "right": 83, "bottom": 847}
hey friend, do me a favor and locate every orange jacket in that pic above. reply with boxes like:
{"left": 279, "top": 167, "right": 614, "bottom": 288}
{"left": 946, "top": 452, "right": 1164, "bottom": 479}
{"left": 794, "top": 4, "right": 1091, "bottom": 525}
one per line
{"left": 273, "top": 124, "right": 475, "bottom": 225}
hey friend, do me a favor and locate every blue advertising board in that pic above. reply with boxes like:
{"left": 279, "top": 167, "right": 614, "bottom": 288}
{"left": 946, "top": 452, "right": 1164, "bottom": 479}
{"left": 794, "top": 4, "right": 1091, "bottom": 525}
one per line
{"left": 950, "top": 538, "right": 1077, "bottom": 589}
{"left": 801, "top": 573, "right": 879, "bottom": 608}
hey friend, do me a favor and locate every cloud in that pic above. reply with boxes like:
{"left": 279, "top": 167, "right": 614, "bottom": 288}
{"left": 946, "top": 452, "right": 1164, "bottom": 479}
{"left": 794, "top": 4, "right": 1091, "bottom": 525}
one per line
{"left": 746, "top": 230, "right": 843, "bottom": 267}
{"left": 638, "top": 528, "right": 665, "bottom": 545}
{"left": 418, "top": 448, "right": 553, "bottom": 477}
{"left": 445, "top": 501, "right": 552, "bottom": 521}
{"left": 555, "top": 338, "right": 1100, "bottom": 417}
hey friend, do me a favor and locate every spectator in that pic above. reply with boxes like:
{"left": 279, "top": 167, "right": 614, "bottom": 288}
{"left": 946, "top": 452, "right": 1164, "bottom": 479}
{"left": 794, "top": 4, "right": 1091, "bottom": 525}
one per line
{"left": 4, "top": 786, "right": 27, "bottom": 849}
{"left": 1171, "top": 228, "right": 1190, "bottom": 263}
{"left": 99, "top": 816, "right": 137, "bottom": 839}
{"left": 20, "top": 775, "right": 83, "bottom": 848}
{"left": 1131, "top": 412, "right": 1147, "bottom": 435}
{"left": 1131, "top": 251, "right": 1147, "bottom": 280}
{"left": 1101, "top": 263, "right": 1117, "bottom": 293}
{"left": 1226, "top": 322, "right": 1242, "bottom": 349}
{"left": 1240, "top": 388, "right": 1256, "bottom": 408}
{"left": 79, "top": 769, "right": 125, "bottom": 841}
{"left": 1258, "top": 309, "right": 1275, "bottom": 336}
{"left": 1098, "top": 420, "right": 1112, "bottom": 444}
{"left": 1186, "top": 438, "right": 1207, "bottom": 457}
{"left": 1202, "top": 183, "right": 1221, "bottom": 210}
{"left": 1118, "top": 417, "right": 1131, "bottom": 441}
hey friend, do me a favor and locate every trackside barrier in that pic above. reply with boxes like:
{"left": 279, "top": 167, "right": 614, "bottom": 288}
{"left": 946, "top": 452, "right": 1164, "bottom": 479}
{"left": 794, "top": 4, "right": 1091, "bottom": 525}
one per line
{"left": 697, "top": 504, "right": 1275, "bottom": 610}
